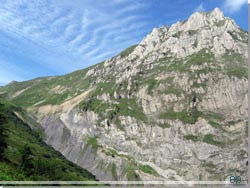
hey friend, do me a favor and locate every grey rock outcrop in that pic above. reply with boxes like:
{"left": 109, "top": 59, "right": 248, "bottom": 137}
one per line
{"left": 37, "top": 8, "right": 248, "bottom": 181}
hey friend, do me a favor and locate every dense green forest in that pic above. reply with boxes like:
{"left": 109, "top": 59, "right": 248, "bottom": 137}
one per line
{"left": 0, "top": 97, "right": 96, "bottom": 181}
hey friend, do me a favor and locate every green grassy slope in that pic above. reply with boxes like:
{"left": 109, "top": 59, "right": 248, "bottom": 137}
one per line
{"left": 0, "top": 62, "right": 102, "bottom": 107}
{"left": 0, "top": 48, "right": 247, "bottom": 127}
{"left": 0, "top": 98, "right": 96, "bottom": 181}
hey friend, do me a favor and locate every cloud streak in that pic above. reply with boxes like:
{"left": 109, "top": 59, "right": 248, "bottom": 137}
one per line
{"left": 0, "top": 0, "right": 150, "bottom": 79}
{"left": 223, "top": 0, "right": 247, "bottom": 13}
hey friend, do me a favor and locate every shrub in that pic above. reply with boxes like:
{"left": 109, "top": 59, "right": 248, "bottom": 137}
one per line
{"left": 203, "top": 134, "right": 224, "bottom": 147}
{"left": 184, "top": 135, "right": 199, "bottom": 142}
{"left": 139, "top": 165, "right": 158, "bottom": 176}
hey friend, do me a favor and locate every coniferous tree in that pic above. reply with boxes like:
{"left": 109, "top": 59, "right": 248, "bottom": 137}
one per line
{"left": 0, "top": 106, "right": 8, "bottom": 161}
{"left": 21, "top": 144, "right": 35, "bottom": 174}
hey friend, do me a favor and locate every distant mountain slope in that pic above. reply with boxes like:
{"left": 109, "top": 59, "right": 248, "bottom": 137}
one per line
{"left": 0, "top": 8, "right": 248, "bottom": 182}
{"left": 0, "top": 97, "right": 96, "bottom": 181}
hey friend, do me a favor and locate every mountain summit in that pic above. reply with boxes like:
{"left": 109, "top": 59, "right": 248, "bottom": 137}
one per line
{"left": 132, "top": 7, "right": 246, "bottom": 61}
{"left": 0, "top": 8, "right": 248, "bottom": 182}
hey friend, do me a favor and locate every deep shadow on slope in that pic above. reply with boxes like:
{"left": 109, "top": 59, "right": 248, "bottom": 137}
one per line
{"left": 0, "top": 97, "right": 96, "bottom": 181}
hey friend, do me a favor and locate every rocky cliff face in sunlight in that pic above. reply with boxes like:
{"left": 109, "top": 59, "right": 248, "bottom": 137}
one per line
{"left": 0, "top": 8, "right": 248, "bottom": 182}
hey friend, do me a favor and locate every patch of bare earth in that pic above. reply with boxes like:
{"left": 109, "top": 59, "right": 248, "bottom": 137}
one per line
{"left": 28, "top": 88, "right": 94, "bottom": 118}
{"left": 12, "top": 87, "right": 31, "bottom": 98}
{"left": 49, "top": 85, "right": 66, "bottom": 94}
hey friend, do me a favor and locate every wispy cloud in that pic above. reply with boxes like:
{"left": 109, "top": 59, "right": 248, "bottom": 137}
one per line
{"left": 223, "top": 0, "right": 247, "bottom": 13}
{"left": 0, "top": 0, "right": 150, "bottom": 83}
{"left": 195, "top": 3, "right": 205, "bottom": 12}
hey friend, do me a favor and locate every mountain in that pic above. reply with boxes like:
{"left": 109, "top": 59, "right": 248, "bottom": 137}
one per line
{"left": 0, "top": 97, "right": 96, "bottom": 181}
{"left": 0, "top": 8, "right": 248, "bottom": 181}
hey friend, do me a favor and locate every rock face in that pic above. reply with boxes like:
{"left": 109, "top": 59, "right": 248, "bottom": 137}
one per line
{"left": 0, "top": 8, "right": 248, "bottom": 182}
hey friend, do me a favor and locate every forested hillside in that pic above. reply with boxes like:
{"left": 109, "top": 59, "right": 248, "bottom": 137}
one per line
{"left": 0, "top": 97, "right": 96, "bottom": 181}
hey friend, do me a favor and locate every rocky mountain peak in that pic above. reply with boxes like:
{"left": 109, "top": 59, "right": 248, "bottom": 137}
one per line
{"left": 210, "top": 7, "right": 224, "bottom": 19}
{"left": 129, "top": 8, "right": 246, "bottom": 62}
{"left": 191, "top": 7, "right": 224, "bottom": 20}
{"left": 186, "top": 7, "right": 225, "bottom": 30}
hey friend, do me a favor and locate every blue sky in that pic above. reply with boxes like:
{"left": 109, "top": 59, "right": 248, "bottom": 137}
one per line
{"left": 0, "top": 0, "right": 248, "bottom": 86}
